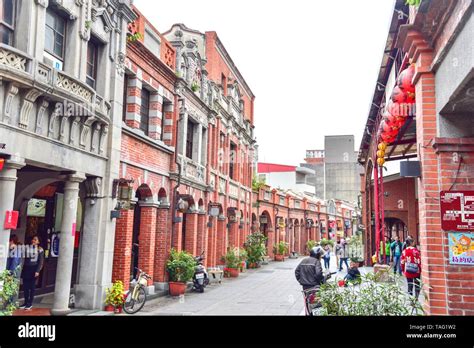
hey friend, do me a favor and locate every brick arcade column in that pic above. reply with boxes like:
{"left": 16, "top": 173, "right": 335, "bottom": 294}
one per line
{"left": 206, "top": 218, "right": 216, "bottom": 267}
{"left": 267, "top": 228, "right": 275, "bottom": 258}
{"left": 112, "top": 208, "right": 135, "bottom": 291}
{"left": 184, "top": 211, "right": 198, "bottom": 256}
{"left": 228, "top": 222, "right": 239, "bottom": 248}
{"left": 154, "top": 203, "right": 170, "bottom": 284}
{"left": 172, "top": 211, "right": 183, "bottom": 251}
{"left": 215, "top": 216, "right": 227, "bottom": 265}
{"left": 138, "top": 204, "right": 158, "bottom": 288}
{"left": 196, "top": 212, "right": 207, "bottom": 263}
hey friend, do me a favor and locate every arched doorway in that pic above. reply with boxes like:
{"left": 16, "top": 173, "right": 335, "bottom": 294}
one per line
{"left": 385, "top": 217, "right": 407, "bottom": 241}
{"left": 259, "top": 211, "right": 272, "bottom": 250}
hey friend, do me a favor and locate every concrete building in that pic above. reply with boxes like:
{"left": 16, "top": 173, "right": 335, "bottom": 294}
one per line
{"left": 303, "top": 135, "right": 362, "bottom": 204}
{"left": 257, "top": 163, "right": 316, "bottom": 195}
{"left": 0, "top": 0, "right": 135, "bottom": 313}
{"left": 359, "top": 0, "right": 474, "bottom": 315}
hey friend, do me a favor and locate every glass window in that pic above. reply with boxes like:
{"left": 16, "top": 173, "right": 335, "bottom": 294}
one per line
{"left": 229, "top": 142, "right": 237, "bottom": 180}
{"left": 186, "top": 121, "right": 195, "bottom": 160}
{"left": 0, "top": 0, "right": 15, "bottom": 45}
{"left": 45, "top": 10, "right": 66, "bottom": 60}
{"left": 140, "top": 88, "right": 150, "bottom": 135}
{"left": 86, "top": 40, "right": 98, "bottom": 89}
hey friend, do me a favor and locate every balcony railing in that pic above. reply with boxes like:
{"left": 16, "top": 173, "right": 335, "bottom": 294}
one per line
{"left": 229, "top": 180, "right": 239, "bottom": 198}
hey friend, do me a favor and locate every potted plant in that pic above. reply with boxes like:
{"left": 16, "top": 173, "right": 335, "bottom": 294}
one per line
{"left": 273, "top": 241, "right": 289, "bottom": 261}
{"left": 166, "top": 249, "right": 196, "bottom": 296}
{"left": 238, "top": 248, "right": 248, "bottom": 272}
{"left": 0, "top": 270, "right": 19, "bottom": 316}
{"left": 306, "top": 240, "right": 318, "bottom": 255}
{"left": 105, "top": 280, "right": 125, "bottom": 313}
{"left": 244, "top": 233, "right": 267, "bottom": 269}
{"left": 222, "top": 248, "right": 241, "bottom": 277}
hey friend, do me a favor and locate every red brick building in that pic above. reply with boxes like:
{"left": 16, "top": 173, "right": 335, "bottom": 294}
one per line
{"left": 252, "top": 185, "right": 357, "bottom": 257}
{"left": 111, "top": 7, "right": 178, "bottom": 291}
{"left": 162, "top": 24, "right": 256, "bottom": 270}
{"left": 359, "top": 0, "right": 474, "bottom": 315}
{"left": 112, "top": 16, "right": 257, "bottom": 291}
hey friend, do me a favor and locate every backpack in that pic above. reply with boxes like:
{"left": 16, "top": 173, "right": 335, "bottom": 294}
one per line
{"left": 405, "top": 261, "right": 419, "bottom": 274}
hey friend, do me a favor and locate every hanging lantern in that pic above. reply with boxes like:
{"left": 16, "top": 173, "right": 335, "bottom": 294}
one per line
{"left": 378, "top": 142, "right": 387, "bottom": 151}
{"left": 406, "top": 91, "right": 416, "bottom": 103}
{"left": 377, "top": 150, "right": 385, "bottom": 159}
{"left": 377, "top": 157, "right": 386, "bottom": 166}
{"left": 397, "top": 64, "right": 416, "bottom": 94}
{"left": 391, "top": 86, "right": 407, "bottom": 104}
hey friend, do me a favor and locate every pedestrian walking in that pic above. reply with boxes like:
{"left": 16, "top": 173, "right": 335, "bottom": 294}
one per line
{"left": 335, "top": 240, "right": 341, "bottom": 268}
{"left": 391, "top": 235, "right": 403, "bottom": 275}
{"left": 20, "top": 235, "right": 44, "bottom": 310}
{"left": 295, "top": 247, "right": 324, "bottom": 290}
{"left": 401, "top": 237, "right": 421, "bottom": 299}
{"left": 337, "top": 239, "right": 349, "bottom": 272}
{"left": 379, "top": 237, "right": 391, "bottom": 264}
{"left": 385, "top": 236, "right": 391, "bottom": 264}
{"left": 322, "top": 244, "right": 331, "bottom": 270}
{"left": 6, "top": 235, "right": 22, "bottom": 306}
{"left": 402, "top": 235, "right": 414, "bottom": 251}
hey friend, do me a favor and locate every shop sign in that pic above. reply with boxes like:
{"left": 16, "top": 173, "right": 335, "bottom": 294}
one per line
{"left": 4, "top": 211, "right": 19, "bottom": 230}
{"left": 51, "top": 233, "right": 60, "bottom": 257}
{"left": 440, "top": 191, "right": 474, "bottom": 231}
{"left": 448, "top": 232, "right": 474, "bottom": 265}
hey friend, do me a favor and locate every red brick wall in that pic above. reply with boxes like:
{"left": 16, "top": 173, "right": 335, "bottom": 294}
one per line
{"left": 112, "top": 209, "right": 134, "bottom": 291}
{"left": 138, "top": 206, "right": 157, "bottom": 286}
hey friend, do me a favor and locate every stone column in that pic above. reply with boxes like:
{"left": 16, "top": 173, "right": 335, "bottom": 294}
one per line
{"left": 111, "top": 207, "right": 135, "bottom": 291}
{"left": 206, "top": 219, "right": 216, "bottom": 267}
{"left": 75, "top": 177, "right": 104, "bottom": 309}
{"left": 154, "top": 202, "right": 170, "bottom": 288}
{"left": 0, "top": 157, "right": 25, "bottom": 273}
{"left": 138, "top": 203, "right": 158, "bottom": 292}
{"left": 52, "top": 173, "right": 86, "bottom": 315}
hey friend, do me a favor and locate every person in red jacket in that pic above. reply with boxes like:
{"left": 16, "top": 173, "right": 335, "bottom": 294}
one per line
{"left": 401, "top": 237, "right": 421, "bottom": 299}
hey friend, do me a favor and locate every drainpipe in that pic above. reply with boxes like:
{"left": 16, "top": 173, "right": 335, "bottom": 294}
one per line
{"left": 171, "top": 96, "right": 184, "bottom": 247}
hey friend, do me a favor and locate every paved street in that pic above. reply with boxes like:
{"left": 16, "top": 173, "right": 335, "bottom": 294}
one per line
{"left": 135, "top": 253, "right": 354, "bottom": 316}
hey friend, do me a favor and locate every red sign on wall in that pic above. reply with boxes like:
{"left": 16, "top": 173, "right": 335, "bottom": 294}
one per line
{"left": 4, "top": 211, "right": 19, "bottom": 230}
{"left": 440, "top": 191, "right": 474, "bottom": 231}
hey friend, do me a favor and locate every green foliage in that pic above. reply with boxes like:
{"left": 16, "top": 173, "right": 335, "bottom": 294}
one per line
{"left": 244, "top": 233, "right": 268, "bottom": 264}
{"left": 105, "top": 281, "right": 125, "bottom": 307}
{"left": 0, "top": 270, "right": 19, "bottom": 316}
{"left": 306, "top": 240, "right": 319, "bottom": 253}
{"left": 238, "top": 248, "right": 248, "bottom": 262}
{"left": 222, "top": 247, "right": 244, "bottom": 269}
{"left": 166, "top": 249, "right": 196, "bottom": 283}
{"left": 252, "top": 176, "right": 266, "bottom": 191}
{"left": 318, "top": 270, "right": 425, "bottom": 316}
{"left": 406, "top": 0, "right": 421, "bottom": 7}
{"left": 127, "top": 32, "right": 143, "bottom": 42}
{"left": 348, "top": 234, "right": 365, "bottom": 263}
{"left": 320, "top": 238, "right": 334, "bottom": 248}
{"left": 273, "top": 241, "right": 289, "bottom": 255}
{"left": 191, "top": 81, "right": 200, "bottom": 92}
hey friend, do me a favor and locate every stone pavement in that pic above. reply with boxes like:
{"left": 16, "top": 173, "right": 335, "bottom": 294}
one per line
{"left": 135, "top": 256, "right": 307, "bottom": 316}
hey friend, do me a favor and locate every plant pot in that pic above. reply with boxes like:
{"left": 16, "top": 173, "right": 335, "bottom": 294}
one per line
{"left": 104, "top": 305, "right": 115, "bottom": 312}
{"left": 226, "top": 268, "right": 239, "bottom": 278}
{"left": 114, "top": 306, "right": 123, "bottom": 314}
{"left": 274, "top": 254, "right": 284, "bottom": 262}
{"left": 248, "top": 262, "right": 257, "bottom": 269}
{"left": 169, "top": 281, "right": 187, "bottom": 296}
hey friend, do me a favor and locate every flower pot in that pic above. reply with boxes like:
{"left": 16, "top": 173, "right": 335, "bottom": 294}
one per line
{"left": 227, "top": 268, "right": 239, "bottom": 278}
{"left": 274, "top": 254, "right": 284, "bottom": 262}
{"left": 169, "top": 281, "right": 187, "bottom": 296}
{"left": 114, "top": 306, "right": 123, "bottom": 314}
{"left": 248, "top": 262, "right": 257, "bottom": 269}
{"left": 104, "top": 305, "right": 115, "bottom": 312}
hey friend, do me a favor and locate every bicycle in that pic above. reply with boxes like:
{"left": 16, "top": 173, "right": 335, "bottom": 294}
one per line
{"left": 123, "top": 267, "right": 151, "bottom": 314}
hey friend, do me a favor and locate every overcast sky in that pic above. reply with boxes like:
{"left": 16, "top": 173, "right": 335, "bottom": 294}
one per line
{"left": 134, "top": 0, "right": 395, "bottom": 166}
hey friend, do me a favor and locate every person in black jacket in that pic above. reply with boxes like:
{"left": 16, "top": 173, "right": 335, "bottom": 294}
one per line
{"left": 20, "top": 235, "right": 44, "bottom": 310}
{"left": 295, "top": 246, "right": 324, "bottom": 290}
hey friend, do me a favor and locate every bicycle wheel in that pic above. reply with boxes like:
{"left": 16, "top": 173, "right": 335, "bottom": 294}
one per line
{"left": 123, "top": 286, "right": 147, "bottom": 314}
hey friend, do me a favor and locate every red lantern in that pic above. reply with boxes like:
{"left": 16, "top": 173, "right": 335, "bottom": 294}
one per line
{"left": 406, "top": 92, "right": 416, "bottom": 103}
{"left": 398, "top": 64, "right": 416, "bottom": 93}
{"left": 391, "top": 86, "right": 407, "bottom": 104}
{"left": 387, "top": 101, "right": 400, "bottom": 117}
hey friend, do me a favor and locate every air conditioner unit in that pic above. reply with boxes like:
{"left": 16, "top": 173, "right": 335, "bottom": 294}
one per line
{"left": 43, "top": 51, "right": 63, "bottom": 71}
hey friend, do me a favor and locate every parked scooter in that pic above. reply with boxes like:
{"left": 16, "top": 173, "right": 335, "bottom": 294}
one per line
{"left": 302, "top": 271, "right": 337, "bottom": 316}
{"left": 192, "top": 251, "right": 209, "bottom": 293}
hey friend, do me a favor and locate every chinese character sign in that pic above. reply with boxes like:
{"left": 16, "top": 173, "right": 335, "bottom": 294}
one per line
{"left": 449, "top": 232, "right": 474, "bottom": 265}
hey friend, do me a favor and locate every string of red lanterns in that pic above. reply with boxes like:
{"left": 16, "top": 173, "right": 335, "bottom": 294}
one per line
{"left": 376, "top": 64, "right": 416, "bottom": 166}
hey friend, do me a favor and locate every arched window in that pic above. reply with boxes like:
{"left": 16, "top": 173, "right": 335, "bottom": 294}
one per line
{"left": 180, "top": 55, "right": 188, "bottom": 81}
